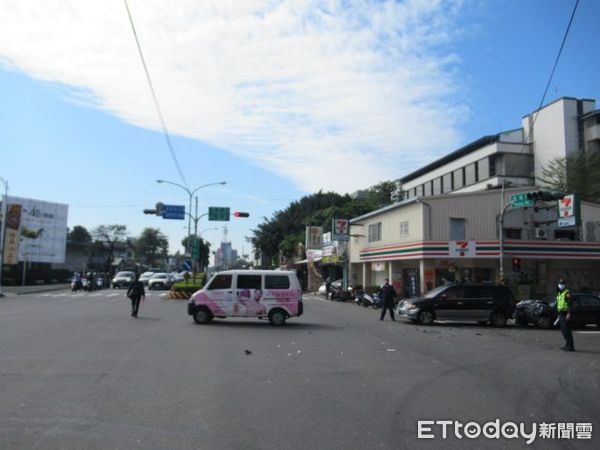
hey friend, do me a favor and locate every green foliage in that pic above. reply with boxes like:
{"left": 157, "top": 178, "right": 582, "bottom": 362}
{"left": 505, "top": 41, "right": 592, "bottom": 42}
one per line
{"left": 249, "top": 182, "right": 398, "bottom": 266}
{"left": 67, "top": 225, "right": 92, "bottom": 244}
{"left": 539, "top": 153, "right": 600, "bottom": 202}
{"left": 135, "top": 227, "right": 169, "bottom": 266}
{"left": 181, "top": 235, "right": 211, "bottom": 269}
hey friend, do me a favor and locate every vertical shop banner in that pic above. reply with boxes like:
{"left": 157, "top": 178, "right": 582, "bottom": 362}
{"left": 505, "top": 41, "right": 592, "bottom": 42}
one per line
{"left": 305, "top": 226, "right": 323, "bottom": 250}
{"left": 332, "top": 219, "right": 349, "bottom": 241}
{"left": 3, "top": 204, "right": 22, "bottom": 265}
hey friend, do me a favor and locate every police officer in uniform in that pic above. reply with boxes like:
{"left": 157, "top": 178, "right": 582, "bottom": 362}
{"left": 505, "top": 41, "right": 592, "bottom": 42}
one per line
{"left": 380, "top": 279, "right": 397, "bottom": 321}
{"left": 556, "top": 278, "right": 574, "bottom": 352}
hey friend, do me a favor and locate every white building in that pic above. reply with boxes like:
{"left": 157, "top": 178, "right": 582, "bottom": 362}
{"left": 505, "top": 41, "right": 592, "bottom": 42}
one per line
{"left": 349, "top": 97, "right": 600, "bottom": 297}
{"left": 399, "top": 97, "right": 599, "bottom": 199}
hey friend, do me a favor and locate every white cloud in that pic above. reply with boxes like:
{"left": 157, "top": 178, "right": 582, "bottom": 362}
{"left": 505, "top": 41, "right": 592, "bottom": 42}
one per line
{"left": 0, "top": 0, "right": 468, "bottom": 193}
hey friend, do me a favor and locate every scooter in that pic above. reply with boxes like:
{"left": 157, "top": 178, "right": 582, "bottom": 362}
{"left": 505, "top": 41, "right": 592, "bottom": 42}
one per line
{"left": 71, "top": 279, "right": 82, "bottom": 292}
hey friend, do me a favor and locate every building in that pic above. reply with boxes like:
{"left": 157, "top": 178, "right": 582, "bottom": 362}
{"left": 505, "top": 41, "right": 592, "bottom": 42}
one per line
{"left": 214, "top": 241, "right": 238, "bottom": 269}
{"left": 399, "top": 97, "right": 599, "bottom": 199}
{"left": 348, "top": 97, "right": 600, "bottom": 296}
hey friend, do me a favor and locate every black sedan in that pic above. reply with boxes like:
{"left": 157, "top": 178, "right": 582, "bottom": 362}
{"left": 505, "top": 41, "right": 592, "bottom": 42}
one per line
{"left": 514, "top": 292, "right": 600, "bottom": 329}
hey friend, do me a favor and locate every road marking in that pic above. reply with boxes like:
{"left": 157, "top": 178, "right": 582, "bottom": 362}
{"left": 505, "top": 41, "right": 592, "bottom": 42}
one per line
{"left": 575, "top": 331, "right": 600, "bottom": 334}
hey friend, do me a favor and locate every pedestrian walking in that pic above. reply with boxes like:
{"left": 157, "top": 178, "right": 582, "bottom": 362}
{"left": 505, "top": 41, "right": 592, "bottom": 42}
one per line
{"left": 379, "top": 278, "right": 396, "bottom": 321}
{"left": 556, "top": 278, "right": 575, "bottom": 351}
{"left": 127, "top": 275, "right": 145, "bottom": 318}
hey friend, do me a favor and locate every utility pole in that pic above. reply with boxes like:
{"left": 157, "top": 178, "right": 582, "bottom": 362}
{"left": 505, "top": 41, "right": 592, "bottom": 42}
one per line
{"left": 0, "top": 176, "right": 9, "bottom": 297}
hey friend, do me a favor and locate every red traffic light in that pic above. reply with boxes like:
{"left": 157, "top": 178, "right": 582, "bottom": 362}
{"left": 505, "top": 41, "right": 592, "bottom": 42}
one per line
{"left": 511, "top": 257, "right": 521, "bottom": 272}
{"left": 233, "top": 211, "right": 250, "bottom": 218}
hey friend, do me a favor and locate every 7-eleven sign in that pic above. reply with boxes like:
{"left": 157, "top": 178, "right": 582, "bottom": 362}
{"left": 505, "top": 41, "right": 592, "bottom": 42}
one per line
{"left": 449, "top": 240, "right": 476, "bottom": 258}
{"left": 332, "top": 218, "right": 349, "bottom": 241}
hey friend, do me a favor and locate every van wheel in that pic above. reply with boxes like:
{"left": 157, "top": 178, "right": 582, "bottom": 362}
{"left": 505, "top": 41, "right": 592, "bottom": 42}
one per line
{"left": 268, "top": 309, "right": 287, "bottom": 326}
{"left": 489, "top": 310, "right": 507, "bottom": 328}
{"left": 418, "top": 309, "right": 434, "bottom": 325}
{"left": 193, "top": 307, "right": 213, "bottom": 324}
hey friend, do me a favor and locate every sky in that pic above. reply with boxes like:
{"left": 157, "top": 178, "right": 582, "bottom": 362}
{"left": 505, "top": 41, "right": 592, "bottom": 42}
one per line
{"left": 1, "top": 0, "right": 599, "bottom": 262}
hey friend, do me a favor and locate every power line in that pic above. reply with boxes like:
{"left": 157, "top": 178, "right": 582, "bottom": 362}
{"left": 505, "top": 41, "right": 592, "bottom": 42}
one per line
{"left": 123, "top": 0, "right": 188, "bottom": 188}
{"left": 526, "top": 0, "right": 580, "bottom": 141}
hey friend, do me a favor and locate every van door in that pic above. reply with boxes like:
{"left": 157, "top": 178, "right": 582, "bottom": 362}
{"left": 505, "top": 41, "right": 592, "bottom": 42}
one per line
{"left": 264, "top": 274, "right": 298, "bottom": 316}
{"left": 205, "top": 273, "right": 234, "bottom": 315}
{"left": 462, "top": 285, "right": 492, "bottom": 321}
{"left": 235, "top": 274, "right": 263, "bottom": 316}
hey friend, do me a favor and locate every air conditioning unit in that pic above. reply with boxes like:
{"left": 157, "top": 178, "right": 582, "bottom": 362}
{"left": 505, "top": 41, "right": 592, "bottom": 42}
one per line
{"left": 534, "top": 228, "right": 547, "bottom": 239}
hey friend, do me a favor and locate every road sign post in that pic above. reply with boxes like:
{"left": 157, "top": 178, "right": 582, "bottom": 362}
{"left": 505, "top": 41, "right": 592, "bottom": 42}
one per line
{"left": 510, "top": 193, "right": 534, "bottom": 208}
{"left": 208, "top": 207, "right": 230, "bottom": 221}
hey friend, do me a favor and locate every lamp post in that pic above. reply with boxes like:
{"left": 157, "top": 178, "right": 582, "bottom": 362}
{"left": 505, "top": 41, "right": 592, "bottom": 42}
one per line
{"left": 0, "top": 176, "right": 8, "bottom": 297}
{"left": 156, "top": 179, "right": 226, "bottom": 254}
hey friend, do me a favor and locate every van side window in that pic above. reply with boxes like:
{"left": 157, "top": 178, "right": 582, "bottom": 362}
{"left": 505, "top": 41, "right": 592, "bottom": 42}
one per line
{"left": 237, "top": 275, "right": 262, "bottom": 289}
{"left": 265, "top": 275, "right": 290, "bottom": 289}
{"left": 464, "top": 286, "right": 489, "bottom": 299}
{"left": 208, "top": 274, "right": 232, "bottom": 290}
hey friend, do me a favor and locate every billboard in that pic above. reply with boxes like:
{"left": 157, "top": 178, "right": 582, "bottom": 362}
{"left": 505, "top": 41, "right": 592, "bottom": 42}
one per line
{"left": 305, "top": 226, "right": 323, "bottom": 250}
{"left": 5, "top": 196, "right": 69, "bottom": 264}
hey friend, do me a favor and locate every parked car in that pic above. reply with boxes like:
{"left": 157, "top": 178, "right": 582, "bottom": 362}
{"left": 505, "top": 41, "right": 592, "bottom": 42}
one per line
{"left": 148, "top": 272, "right": 173, "bottom": 290}
{"left": 396, "top": 283, "right": 516, "bottom": 327}
{"left": 112, "top": 271, "right": 135, "bottom": 289}
{"left": 514, "top": 292, "right": 600, "bottom": 329}
{"left": 139, "top": 271, "right": 154, "bottom": 286}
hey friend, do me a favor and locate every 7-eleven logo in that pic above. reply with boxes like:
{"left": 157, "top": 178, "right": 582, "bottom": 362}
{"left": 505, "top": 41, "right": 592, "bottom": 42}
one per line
{"left": 457, "top": 241, "right": 469, "bottom": 256}
{"left": 450, "top": 240, "right": 475, "bottom": 258}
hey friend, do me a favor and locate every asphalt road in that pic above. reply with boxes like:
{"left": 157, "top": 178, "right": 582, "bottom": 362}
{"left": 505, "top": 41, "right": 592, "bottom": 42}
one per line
{"left": 1, "top": 289, "right": 599, "bottom": 449}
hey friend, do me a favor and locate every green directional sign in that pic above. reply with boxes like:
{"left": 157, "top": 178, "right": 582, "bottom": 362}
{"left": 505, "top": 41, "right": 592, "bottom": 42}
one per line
{"left": 208, "top": 206, "right": 230, "bottom": 221}
{"left": 510, "top": 193, "right": 534, "bottom": 208}
{"left": 190, "top": 237, "right": 200, "bottom": 260}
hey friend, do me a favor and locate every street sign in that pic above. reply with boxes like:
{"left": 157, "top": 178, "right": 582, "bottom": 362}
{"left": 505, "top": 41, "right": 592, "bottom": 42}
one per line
{"left": 190, "top": 237, "right": 200, "bottom": 259}
{"left": 208, "top": 206, "right": 230, "bottom": 221}
{"left": 510, "top": 193, "right": 534, "bottom": 208}
{"left": 162, "top": 204, "right": 185, "bottom": 220}
{"left": 182, "top": 260, "right": 192, "bottom": 271}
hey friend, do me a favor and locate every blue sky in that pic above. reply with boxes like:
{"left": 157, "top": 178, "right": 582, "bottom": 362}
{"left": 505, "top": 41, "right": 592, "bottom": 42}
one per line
{"left": 1, "top": 0, "right": 599, "bottom": 260}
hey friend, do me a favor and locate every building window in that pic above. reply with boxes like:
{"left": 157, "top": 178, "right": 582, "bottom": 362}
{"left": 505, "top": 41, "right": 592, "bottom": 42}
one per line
{"left": 432, "top": 177, "right": 442, "bottom": 195}
{"left": 478, "top": 157, "right": 490, "bottom": 180}
{"left": 453, "top": 168, "right": 464, "bottom": 189}
{"left": 416, "top": 185, "right": 423, "bottom": 197}
{"left": 442, "top": 173, "right": 452, "bottom": 193}
{"left": 399, "top": 220, "right": 409, "bottom": 236}
{"left": 450, "top": 218, "right": 466, "bottom": 240}
{"left": 489, "top": 154, "right": 498, "bottom": 177}
{"left": 465, "top": 163, "right": 476, "bottom": 185}
{"left": 368, "top": 222, "right": 382, "bottom": 242}
{"left": 424, "top": 181, "right": 432, "bottom": 196}
{"left": 505, "top": 229, "right": 521, "bottom": 239}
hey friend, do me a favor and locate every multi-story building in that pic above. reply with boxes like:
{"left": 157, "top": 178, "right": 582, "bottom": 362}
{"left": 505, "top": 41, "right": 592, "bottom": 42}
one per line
{"left": 399, "top": 97, "right": 599, "bottom": 199}
{"left": 349, "top": 97, "right": 600, "bottom": 297}
{"left": 214, "top": 241, "right": 238, "bottom": 269}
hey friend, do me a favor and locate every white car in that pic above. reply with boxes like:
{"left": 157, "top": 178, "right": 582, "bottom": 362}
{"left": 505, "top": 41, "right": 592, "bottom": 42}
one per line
{"left": 139, "top": 271, "right": 154, "bottom": 286}
{"left": 148, "top": 272, "right": 173, "bottom": 290}
{"left": 112, "top": 271, "right": 135, "bottom": 289}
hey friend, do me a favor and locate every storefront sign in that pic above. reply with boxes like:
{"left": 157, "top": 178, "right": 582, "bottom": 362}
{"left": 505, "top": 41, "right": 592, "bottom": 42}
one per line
{"left": 372, "top": 262, "right": 386, "bottom": 272}
{"left": 305, "top": 226, "right": 323, "bottom": 250}
{"left": 557, "top": 194, "right": 580, "bottom": 228}
{"left": 332, "top": 218, "right": 349, "bottom": 241}
{"left": 3, "top": 204, "right": 22, "bottom": 265}
{"left": 449, "top": 240, "right": 476, "bottom": 258}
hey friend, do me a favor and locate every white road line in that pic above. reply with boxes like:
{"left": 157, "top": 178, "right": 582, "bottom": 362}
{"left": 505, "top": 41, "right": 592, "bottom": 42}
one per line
{"left": 575, "top": 331, "right": 600, "bottom": 334}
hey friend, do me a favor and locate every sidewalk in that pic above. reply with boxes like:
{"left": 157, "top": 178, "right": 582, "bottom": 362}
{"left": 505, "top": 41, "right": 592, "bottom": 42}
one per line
{"left": 0, "top": 284, "right": 69, "bottom": 297}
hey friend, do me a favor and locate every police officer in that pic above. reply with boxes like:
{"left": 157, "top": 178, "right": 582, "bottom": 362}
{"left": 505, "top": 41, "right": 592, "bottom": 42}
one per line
{"left": 556, "top": 278, "right": 574, "bottom": 352}
{"left": 380, "top": 279, "right": 397, "bottom": 321}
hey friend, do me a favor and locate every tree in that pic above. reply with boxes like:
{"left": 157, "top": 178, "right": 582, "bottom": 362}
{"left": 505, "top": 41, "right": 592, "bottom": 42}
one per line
{"left": 67, "top": 225, "right": 92, "bottom": 244}
{"left": 135, "top": 228, "right": 169, "bottom": 267}
{"left": 539, "top": 153, "right": 600, "bottom": 202}
{"left": 92, "top": 224, "right": 129, "bottom": 274}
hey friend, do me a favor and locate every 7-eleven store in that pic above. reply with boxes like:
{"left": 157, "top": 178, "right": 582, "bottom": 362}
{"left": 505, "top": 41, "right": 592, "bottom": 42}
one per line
{"left": 348, "top": 190, "right": 600, "bottom": 298}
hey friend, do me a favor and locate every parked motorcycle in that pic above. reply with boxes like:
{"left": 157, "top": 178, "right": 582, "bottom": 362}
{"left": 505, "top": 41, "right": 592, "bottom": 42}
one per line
{"left": 70, "top": 279, "right": 82, "bottom": 292}
{"left": 329, "top": 286, "right": 354, "bottom": 302}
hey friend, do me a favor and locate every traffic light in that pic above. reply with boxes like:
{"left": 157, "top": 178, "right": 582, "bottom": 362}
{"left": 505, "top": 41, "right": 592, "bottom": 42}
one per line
{"left": 526, "top": 191, "right": 565, "bottom": 202}
{"left": 233, "top": 211, "right": 250, "bottom": 218}
{"left": 511, "top": 257, "right": 521, "bottom": 272}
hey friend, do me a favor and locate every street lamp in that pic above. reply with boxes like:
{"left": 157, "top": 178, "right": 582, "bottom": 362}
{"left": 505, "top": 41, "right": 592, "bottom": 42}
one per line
{"left": 0, "top": 176, "right": 8, "bottom": 297}
{"left": 156, "top": 179, "right": 226, "bottom": 254}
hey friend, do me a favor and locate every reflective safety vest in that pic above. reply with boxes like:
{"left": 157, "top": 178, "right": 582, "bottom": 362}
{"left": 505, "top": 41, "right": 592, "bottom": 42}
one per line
{"left": 556, "top": 289, "right": 570, "bottom": 312}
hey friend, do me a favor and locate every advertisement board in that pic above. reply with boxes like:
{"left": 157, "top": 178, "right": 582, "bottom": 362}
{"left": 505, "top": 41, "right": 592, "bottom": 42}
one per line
{"left": 305, "top": 226, "right": 323, "bottom": 250}
{"left": 7, "top": 196, "right": 69, "bottom": 264}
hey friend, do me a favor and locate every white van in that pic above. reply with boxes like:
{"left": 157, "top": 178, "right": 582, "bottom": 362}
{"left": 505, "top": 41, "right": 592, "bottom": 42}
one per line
{"left": 187, "top": 270, "right": 303, "bottom": 326}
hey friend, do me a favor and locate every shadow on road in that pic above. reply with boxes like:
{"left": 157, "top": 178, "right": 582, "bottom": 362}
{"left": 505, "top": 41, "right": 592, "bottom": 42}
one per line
{"left": 189, "top": 320, "right": 342, "bottom": 331}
